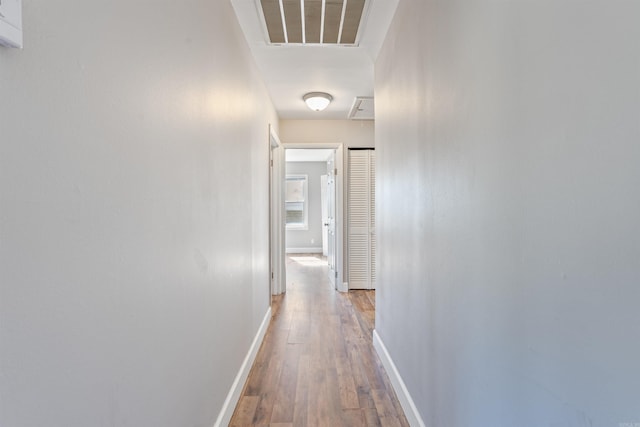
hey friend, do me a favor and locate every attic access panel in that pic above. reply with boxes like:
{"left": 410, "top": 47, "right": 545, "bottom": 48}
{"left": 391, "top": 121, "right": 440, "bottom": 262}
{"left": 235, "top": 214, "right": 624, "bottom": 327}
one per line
{"left": 260, "top": 0, "right": 367, "bottom": 45}
{"left": 348, "top": 97, "right": 374, "bottom": 120}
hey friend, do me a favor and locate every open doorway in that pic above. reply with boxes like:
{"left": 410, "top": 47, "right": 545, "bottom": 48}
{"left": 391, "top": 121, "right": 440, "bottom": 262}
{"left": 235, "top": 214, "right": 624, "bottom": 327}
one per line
{"left": 270, "top": 143, "right": 346, "bottom": 294}
{"left": 285, "top": 148, "right": 337, "bottom": 287}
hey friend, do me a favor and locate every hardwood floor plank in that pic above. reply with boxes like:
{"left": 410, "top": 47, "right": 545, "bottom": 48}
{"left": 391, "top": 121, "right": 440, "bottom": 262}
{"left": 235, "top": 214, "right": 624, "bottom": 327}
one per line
{"left": 325, "top": 359, "right": 349, "bottom": 422}
{"left": 359, "top": 345, "right": 387, "bottom": 390}
{"left": 270, "top": 344, "right": 301, "bottom": 423}
{"left": 335, "top": 356, "right": 360, "bottom": 409}
{"left": 245, "top": 332, "right": 287, "bottom": 395}
{"left": 252, "top": 393, "right": 275, "bottom": 425}
{"left": 287, "top": 311, "right": 310, "bottom": 344}
{"left": 371, "top": 389, "right": 397, "bottom": 417}
{"left": 342, "top": 408, "right": 366, "bottom": 426}
{"left": 292, "top": 354, "right": 310, "bottom": 426}
{"left": 372, "top": 389, "right": 409, "bottom": 427}
{"left": 252, "top": 363, "right": 282, "bottom": 424}
{"left": 379, "top": 416, "right": 404, "bottom": 427}
{"left": 230, "top": 395, "right": 260, "bottom": 427}
{"left": 363, "top": 407, "right": 383, "bottom": 427}
{"left": 307, "top": 350, "right": 340, "bottom": 426}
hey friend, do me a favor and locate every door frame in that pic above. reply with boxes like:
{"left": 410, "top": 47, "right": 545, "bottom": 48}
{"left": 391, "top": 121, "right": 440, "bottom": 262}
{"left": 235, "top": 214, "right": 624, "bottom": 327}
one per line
{"left": 276, "top": 142, "right": 346, "bottom": 292}
{"left": 269, "top": 125, "right": 286, "bottom": 295}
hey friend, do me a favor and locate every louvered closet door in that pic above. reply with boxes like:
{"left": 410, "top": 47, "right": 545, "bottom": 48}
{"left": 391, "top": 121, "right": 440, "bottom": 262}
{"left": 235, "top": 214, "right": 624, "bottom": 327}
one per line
{"left": 370, "top": 151, "right": 376, "bottom": 288}
{"left": 348, "top": 149, "right": 375, "bottom": 290}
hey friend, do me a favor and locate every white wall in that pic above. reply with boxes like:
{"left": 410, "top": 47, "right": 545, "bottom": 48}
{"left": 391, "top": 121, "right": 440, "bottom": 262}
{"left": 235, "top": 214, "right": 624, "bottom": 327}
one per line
{"left": 375, "top": 1, "right": 640, "bottom": 426}
{"left": 279, "top": 119, "right": 374, "bottom": 148}
{"left": 279, "top": 119, "right": 374, "bottom": 283}
{"left": 285, "top": 162, "right": 325, "bottom": 252}
{"left": 0, "top": 1, "right": 276, "bottom": 426}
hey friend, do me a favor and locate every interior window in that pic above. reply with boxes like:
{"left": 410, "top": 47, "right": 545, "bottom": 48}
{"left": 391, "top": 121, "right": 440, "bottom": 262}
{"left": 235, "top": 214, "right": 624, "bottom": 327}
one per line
{"left": 285, "top": 175, "right": 308, "bottom": 230}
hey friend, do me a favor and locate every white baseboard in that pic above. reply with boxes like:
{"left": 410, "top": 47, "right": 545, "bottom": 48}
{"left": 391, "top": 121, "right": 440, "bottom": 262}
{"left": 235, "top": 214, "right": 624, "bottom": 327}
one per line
{"left": 285, "top": 247, "right": 323, "bottom": 254}
{"left": 373, "top": 330, "right": 426, "bottom": 427}
{"left": 338, "top": 282, "right": 349, "bottom": 293}
{"left": 213, "top": 307, "right": 271, "bottom": 427}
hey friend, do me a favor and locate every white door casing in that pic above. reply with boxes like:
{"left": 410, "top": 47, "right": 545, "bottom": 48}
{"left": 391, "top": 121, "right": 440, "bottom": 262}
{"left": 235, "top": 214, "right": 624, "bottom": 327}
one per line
{"left": 278, "top": 143, "right": 346, "bottom": 292}
{"left": 327, "top": 151, "right": 337, "bottom": 287}
{"left": 269, "top": 125, "right": 286, "bottom": 295}
{"left": 321, "top": 174, "right": 329, "bottom": 256}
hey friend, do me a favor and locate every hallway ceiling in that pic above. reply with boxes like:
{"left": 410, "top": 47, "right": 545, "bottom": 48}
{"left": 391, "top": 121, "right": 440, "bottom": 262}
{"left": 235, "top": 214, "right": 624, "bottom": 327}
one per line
{"left": 230, "top": 0, "right": 399, "bottom": 120}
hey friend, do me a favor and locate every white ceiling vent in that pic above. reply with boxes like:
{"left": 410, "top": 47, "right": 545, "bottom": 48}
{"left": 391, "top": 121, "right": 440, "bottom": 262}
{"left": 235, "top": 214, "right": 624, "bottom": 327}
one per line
{"left": 348, "top": 96, "right": 374, "bottom": 120}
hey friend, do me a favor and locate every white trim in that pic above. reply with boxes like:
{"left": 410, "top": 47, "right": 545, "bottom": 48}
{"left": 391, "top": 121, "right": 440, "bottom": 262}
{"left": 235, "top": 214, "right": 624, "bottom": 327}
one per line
{"left": 334, "top": 146, "right": 345, "bottom": 292}
{"left": 278, "top": 0, "right": 288, "bottom": 43}
{"left": 372, "top": 330, "right": 426, "bottom": 427}
{"left": 300, "top": 0, "right": 306, "bottom": 44}
{"left": 338, "top": 282, "right": 349, "bottom": 293}
{"left": 320, "top": 0, "right": 326, "bottom": 44}
{"left": 337, "top": 0, "right": 347, "bottom": 44}
{"left": 286, "top": 247, "right": 323, "bottom": 254}
{"left": 285, "top": 174, "right": 309, "bottom": 230}
{"left": 213, "top": 307, "right": 272, "bottom": 427}
{"left": 270, "top": 125, "right": 286, "bottom": 296}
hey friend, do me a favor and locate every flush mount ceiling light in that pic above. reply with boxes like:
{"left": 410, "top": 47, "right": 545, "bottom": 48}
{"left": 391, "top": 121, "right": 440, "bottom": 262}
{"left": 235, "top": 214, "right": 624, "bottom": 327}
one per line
{"left": 303, "top": 92, "right": 333, "bottom": 111}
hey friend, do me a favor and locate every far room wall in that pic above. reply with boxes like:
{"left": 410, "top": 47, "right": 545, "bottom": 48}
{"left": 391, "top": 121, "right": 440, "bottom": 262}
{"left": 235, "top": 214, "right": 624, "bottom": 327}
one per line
{"left": 285, "top": 161, "right": 326, "bottom": 253}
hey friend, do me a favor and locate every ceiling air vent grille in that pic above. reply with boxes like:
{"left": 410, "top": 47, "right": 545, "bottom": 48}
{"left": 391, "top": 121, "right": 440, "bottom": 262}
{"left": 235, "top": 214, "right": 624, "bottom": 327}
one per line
{"left": 259, "top": 0, "right": 367, "bottom": 45}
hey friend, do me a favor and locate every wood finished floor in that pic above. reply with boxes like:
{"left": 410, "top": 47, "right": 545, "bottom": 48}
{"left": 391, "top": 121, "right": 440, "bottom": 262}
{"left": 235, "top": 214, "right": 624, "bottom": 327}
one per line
{"left": 230, "top": 254, "right": 409, "bottom": 427}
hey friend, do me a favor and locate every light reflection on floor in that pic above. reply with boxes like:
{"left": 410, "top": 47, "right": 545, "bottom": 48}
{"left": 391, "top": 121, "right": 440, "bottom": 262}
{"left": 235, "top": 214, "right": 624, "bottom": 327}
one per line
{"left": 289, "top": 254, "right": 328, "bottom": 267}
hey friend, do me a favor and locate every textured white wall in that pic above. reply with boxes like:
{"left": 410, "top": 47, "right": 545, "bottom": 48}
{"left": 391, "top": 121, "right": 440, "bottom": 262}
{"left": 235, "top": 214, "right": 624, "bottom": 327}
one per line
{"left": 0, "top": 1, "right": 276, "bottom": 426}
{"left": 375, "top": 1, "right": 640, "bottom": 426}
{"left": 285, "top": 161, "right": 325, "bottom": 251}
{"left": 279, "top": 119, "right": 374, "bottom": 148}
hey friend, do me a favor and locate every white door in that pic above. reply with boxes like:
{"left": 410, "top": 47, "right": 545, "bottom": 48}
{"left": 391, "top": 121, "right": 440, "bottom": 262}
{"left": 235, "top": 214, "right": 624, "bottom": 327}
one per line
{"left": 326, "top": 151, "right": 337, "bottom": 287}
{"left": 348, "top": 149, "right": 375, "bottom": 290}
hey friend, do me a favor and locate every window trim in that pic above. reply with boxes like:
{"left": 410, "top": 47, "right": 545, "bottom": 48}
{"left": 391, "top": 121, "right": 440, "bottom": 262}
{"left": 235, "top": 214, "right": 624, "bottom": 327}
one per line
{"left": 285, "top": 174, "right": 309, "bottom": 230}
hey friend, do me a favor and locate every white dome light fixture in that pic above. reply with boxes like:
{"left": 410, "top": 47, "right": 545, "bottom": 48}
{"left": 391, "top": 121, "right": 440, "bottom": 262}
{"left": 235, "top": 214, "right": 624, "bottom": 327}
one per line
{"left": 303, "top": 92, "right": 333, "bottom": 111}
